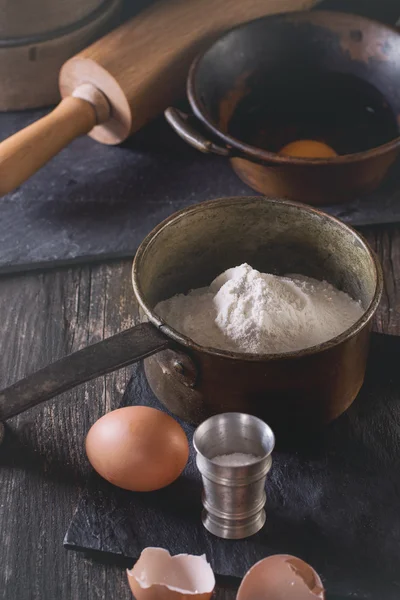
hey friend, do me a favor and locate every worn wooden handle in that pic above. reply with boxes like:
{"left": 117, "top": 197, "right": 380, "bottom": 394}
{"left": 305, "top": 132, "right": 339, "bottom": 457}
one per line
{"left": 0, "top": 83, "right": 110, "bottom": 197}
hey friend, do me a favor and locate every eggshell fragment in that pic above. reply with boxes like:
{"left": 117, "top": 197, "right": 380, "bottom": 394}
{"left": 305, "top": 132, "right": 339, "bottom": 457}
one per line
{"left": 127, "top": 547, "right": 215, "bottom": 600}
{"left": 237, "top": 554, "right": 325, "bottom": 600}
{"left": 85, "top": 406, "right": 189, "bottom": 492}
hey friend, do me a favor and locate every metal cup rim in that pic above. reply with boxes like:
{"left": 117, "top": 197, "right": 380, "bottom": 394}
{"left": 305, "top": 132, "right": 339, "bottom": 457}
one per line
{"left": 193, "top": 412, "right": 276, "bottom": 464}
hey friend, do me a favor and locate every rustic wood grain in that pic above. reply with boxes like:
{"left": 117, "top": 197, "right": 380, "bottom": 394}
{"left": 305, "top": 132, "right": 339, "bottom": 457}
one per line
{"left": 1, "top": 0, "right": 108, "bottom": 38}
{"left": 0, "top": 0, "right": 121, "bottom": 111}
{"left": 0, "top": 224, "right": 399, "bottom": 599}
{"left": 363, "top": 225, "right": 400, "bottom": 336}
{"left": 0, "top": 260, "right": 138, "bottom": 600}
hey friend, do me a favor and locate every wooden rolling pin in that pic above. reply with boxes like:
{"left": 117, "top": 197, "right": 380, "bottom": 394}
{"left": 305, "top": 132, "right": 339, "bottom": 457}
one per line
{"left": 0, "top": 0, "right": 318, "bottom": 197}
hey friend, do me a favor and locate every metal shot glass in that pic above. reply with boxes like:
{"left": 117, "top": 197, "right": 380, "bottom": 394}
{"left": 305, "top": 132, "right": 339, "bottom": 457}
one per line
{"left": 193, "top": 412, "right": 275, "bottom": 539}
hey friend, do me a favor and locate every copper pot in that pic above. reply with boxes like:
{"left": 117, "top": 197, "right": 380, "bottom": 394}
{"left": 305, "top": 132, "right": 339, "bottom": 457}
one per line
{"left": 0, "top": 197, "right": 382, "bottom": 437}
{"left": 166, "top": 11, "right": 400, "bottom": 205}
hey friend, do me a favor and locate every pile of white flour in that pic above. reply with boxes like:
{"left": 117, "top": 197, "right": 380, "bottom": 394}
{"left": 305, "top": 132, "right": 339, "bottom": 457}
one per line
{"left": 155, "top": 263, "right": 363, "bottom": 354}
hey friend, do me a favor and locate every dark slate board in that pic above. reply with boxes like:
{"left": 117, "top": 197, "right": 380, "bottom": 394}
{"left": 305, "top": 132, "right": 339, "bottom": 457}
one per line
{"left": 65, "top": 332, "right": 400, "bottom": 600}
{"left": 3, "top": 107, "right": 400, "bottom": 276}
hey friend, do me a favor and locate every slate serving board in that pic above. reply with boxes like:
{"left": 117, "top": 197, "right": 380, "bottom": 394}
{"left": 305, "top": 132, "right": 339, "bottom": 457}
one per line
{"left": 3, "top": 108, "right": 400, "bottom": 276}
{"left": 65, "top": 332, "right": 400, "bottom": 600}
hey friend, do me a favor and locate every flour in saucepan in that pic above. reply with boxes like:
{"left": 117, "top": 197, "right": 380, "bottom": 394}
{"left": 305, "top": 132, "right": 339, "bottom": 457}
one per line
{"left": 155, "top": 263, "right": 363, "bottom": 354}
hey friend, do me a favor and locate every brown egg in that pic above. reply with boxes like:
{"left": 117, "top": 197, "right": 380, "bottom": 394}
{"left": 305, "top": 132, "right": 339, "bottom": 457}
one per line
{"left": 237, "top": 554, "right": 325, "bottom": 600}
{"left": 85, "top": 406, "right": 189, "bottom": 492}
{"left": 127, "top": 547, "right": 215, "bottom": 600}
{"left": 278, "top": 139, "right": 338, "bottom": 159}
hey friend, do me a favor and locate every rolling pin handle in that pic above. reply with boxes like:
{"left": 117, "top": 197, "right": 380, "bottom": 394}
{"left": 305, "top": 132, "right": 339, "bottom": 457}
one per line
{"left": 0, "top": 83, "right": 110, "bottom": 198}
{"left": 165, "top": 107, "right": 231, "bottom": 157}
{"left": 72, "top": 83, "right": 111, "bottom": 125}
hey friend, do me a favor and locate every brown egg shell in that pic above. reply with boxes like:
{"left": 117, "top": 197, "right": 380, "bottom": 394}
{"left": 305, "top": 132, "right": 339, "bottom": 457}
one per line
{"left": 127, "top": 547, "right": 215, "bottom": 600}
{"left": 237, "top": 554, "right": 325, "bottom": 600}
{"left": 85, "top": 406, "right": 189, "bottom": 492}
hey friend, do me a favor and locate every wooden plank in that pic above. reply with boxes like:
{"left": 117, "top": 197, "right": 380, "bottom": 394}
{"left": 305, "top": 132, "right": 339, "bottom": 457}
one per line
{"left": 363, "top": 225, "right": 400, "bottom": 336}
{"left": 0, "top": 225, "right": 399, "bottom": 599}
{"left": 0, "top": 261, "right": 138, "bottom": 600}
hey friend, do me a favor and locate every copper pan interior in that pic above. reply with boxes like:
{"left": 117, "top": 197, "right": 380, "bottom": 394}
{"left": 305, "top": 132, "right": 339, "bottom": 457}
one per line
{"left": 134, "top": 197, "right": 380, "bottom": 357}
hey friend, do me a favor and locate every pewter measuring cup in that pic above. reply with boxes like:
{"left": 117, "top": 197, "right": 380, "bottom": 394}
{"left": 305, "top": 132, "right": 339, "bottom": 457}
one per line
{"left": 193, "top": 412, "right": 275, "bottom": 539}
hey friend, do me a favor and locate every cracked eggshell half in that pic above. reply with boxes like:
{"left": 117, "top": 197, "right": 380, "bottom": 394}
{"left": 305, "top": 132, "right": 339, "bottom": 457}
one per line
{"left": 127, "top": 547, "right": 215, "bottom": 600}
{"left": 237, "top": 554, "right": 325, "bottom": 600}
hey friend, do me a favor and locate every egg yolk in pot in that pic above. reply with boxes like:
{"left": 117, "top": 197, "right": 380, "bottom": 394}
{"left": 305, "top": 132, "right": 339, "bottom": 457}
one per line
{"left": 278, "top": 139, "right": 338, "bottom": 158}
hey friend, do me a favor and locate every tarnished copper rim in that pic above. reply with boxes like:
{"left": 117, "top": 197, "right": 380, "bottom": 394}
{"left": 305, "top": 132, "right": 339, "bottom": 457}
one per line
{"left": 132, "top": 196, "right": 383, "bottom": 362}
{"left": 187, "top": 10, "right": 400, "bottom": 167}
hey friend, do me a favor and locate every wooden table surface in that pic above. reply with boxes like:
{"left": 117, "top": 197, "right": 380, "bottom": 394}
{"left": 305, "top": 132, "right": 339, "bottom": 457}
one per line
{"left": 0, "top": 224, "right": 399, "bottom": 599}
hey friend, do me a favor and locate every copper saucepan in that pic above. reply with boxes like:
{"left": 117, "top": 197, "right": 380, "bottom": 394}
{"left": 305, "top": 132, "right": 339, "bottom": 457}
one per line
{"left": 166, "top": 11, "right": 400, "bottom": 205}
{"left": 0, "top": 197, "right": 382, "bottom": 436}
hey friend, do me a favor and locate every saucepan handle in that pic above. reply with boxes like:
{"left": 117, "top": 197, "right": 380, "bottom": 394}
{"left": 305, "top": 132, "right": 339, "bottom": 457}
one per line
{"left": 165, "top": 107, "right": 231, "bottom": 157}
{"left": 0, "top": 323, "right": 171, "bottom": 421}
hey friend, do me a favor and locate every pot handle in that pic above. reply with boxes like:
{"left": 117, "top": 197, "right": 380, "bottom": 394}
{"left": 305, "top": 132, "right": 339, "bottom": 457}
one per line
{"left": 165, "top": 107, "right": 231, "bottom": 157}
{"left": 0, "top": 322, "right": 171, "bottom": 421}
